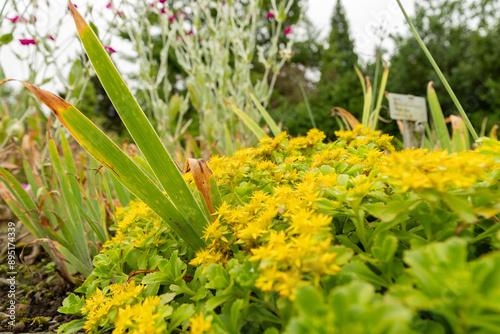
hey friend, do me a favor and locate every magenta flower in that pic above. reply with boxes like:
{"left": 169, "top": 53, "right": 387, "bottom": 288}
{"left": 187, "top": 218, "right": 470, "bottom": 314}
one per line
{"left": 21, "top": 183, "right": 29, "bottom": 190}
{"left": 47, "top": 35, "right": 55, "bottom": 41}
{"left": 19, "top": 39, "right": 36, "bottom": 45}
{"left": 284, "top": 26, "right": 293, "bottom": 36}
{"left": 67, "top": 4, "right": 77, "bottom": 10}
{"left": 159, "top": 0, "right": 166, "bottom": 3}
{"left": 169, "top": 14, "right": 175, "bottom": 22}
{"left": 160, "top": 7, "right": 166, "bottom": 14}
{"left": 188, "top": 30, "right": 194, "bottom": 35}
{"left": 6, "top": 16, "right": 20, "bottom": 23}
{"left": 149, "top": 2, "right": 155, "bottom": 7}
{"left": 104, "top": 46, "right": 116, "bottom": 53}
{"left": 106, "top": 2, "right": 112, "bottom": 8}
{"left": 267, "top": 12, "right": 275, "bottom": 19}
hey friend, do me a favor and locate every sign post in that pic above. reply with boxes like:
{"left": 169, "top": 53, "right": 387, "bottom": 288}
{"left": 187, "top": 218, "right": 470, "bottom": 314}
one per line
{"left": 388, "top": 93, "right": 428, "bottom": 149}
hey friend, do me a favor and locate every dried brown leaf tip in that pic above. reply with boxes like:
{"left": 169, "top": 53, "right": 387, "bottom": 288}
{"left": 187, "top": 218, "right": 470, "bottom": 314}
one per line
{"left": 68, "top": 0, "right": 88, "bottom": 34}
{"left": 0, "top": 79, "right": 70, "bottom": 118}
{"left": 184, "top": 158, "right": 215, "bottom": 216}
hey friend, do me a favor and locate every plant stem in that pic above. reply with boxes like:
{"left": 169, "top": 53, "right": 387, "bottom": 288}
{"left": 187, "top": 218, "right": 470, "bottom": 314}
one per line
{"left": 395, "top": 0, "right": 478, "bottom": 140}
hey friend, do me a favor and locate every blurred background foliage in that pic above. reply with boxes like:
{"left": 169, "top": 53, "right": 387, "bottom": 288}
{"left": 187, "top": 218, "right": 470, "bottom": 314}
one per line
{"left": 2, "top": 0, "right": 500, "bottom": 150}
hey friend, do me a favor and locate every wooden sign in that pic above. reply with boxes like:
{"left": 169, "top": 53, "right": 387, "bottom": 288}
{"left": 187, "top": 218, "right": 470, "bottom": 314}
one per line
{"left": 388, "top": 93, "right": 428, "bottom": 123}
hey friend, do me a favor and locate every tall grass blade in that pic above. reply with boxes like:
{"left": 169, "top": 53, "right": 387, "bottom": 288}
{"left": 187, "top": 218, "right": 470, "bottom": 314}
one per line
{"left": 223, "top": 99, "right": 267, "bottom": 140}
{"left": 396, "top": 0, "right": 478, "bottom": 140}
{"left": 354, "top": 66, "right": 366, "bottom": 100}
{"left": 371, "top": 59, "right": 389, "bottom": 130}
{"left": 249, "top": 92, "right": 281, "bottom": 137}
{"left": 362, "top": 77, "right": 372, "bottom": 127}
{"left": 67, "top": 2, "right": 209, "bottom": 233}
{"left": 427, "top": 82, "right": 452, "bottom": 152}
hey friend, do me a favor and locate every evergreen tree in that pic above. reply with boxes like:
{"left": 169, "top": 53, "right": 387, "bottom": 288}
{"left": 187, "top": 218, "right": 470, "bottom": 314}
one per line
{"left": 312, "top": 0, "right": 364, "bottom": 136}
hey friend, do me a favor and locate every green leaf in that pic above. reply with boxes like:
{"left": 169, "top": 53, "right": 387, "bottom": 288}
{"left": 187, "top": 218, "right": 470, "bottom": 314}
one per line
{"left": 56, "top": 319, "right": 86, "bottom": 334}
{"left": 370, "top": 59, "right": 389, "bottom": 130}
{"left": 205, "top": 263, "right": 232, "bottom": 290}
{"left": 58, "top": 294, "right": 85, "bottom": 315}
{"left": 372, "top": 232, "right": 398, "bottom": 264}
{"left": 223, "top": 98, "right": 267, "bottom": 140}
{"left": 427, "top": 82, "right": 452, "bottom": 152}
{"left": 441, "top": 193, "right": 476, "bottom": 223}
{"left": 362, "top": 77, "right": 372, "bottom": 127}
{"left": 167, "top": 304, "right": 195, "bottom": 333}
{"left": 341, "top": 262, "right": 390, "bottom": 288}
{"left": 295, "top": 285, "right": 324, "bottom": 316}
{"left": 249, "top": 92, "right": 281, "bottom": 137}
{"left": 0, "top": 33, "right": 14, "bottom": 45}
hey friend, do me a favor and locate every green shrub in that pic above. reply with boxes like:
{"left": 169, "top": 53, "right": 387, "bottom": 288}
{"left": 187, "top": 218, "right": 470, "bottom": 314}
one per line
{"left": 59, "top": 127, "right": 500, "bottom": 333}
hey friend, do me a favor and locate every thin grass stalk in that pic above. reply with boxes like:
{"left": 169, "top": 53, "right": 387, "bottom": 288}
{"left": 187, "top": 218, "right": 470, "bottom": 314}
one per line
{"left": 396, "top": 0, "right": 478, "bottom": 140}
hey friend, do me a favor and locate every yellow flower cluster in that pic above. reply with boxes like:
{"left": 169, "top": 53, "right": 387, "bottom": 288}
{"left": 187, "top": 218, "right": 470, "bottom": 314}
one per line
{"left": 334, "top": 125, "right": 394, "bottom": 151}
{"left": 81, "top": 281, "right": 145, "bottom": 332}
{"left": 104, "top": 200, "right": 165, "bottom": 249}
{"left": 189, "top": 313, "right": 212, "bottom": 334}
{"left": 188, "top": 130, "right": 352, "bottom": 299}
{"left": 379, "top": 149, "right": 497, "bottom": 192}
{"left": 113, "top": 296, "right": 168, "bottom": 334}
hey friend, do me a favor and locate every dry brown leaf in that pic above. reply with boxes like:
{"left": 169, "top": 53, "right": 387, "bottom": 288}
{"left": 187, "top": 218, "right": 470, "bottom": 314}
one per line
{"left": 332, "top": 107, "right": 360, "bottom": 130}
{"left": 20, "top": 238, "right": 75, "bottom": 284}
{"left": 184, "top": 158, "right": 215, "bottom": 217}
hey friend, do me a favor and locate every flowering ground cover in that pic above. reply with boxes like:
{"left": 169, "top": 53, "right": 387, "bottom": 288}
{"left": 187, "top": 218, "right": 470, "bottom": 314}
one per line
{"left": 57, "top": 127, "right": 500, "bottom": 334}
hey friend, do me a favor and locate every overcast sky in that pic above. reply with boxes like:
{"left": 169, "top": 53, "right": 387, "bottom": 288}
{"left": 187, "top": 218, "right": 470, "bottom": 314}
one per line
{"left": 308, "top": 0, "right": 416, "bottom": 60}
{"left": 1, "top": 0, "right": 416, "bottom": 92}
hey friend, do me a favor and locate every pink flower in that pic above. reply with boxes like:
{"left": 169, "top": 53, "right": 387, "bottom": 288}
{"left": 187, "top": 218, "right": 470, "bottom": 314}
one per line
{"left": 31, "top": 16, "right": 37, "bottom": 23}
{"left": 284, "top": 26, "right": 293, "bottom": 36}
{"left": 267, "top": 12, "right": 275, "bottom": 19}
{"left": 19, "top": 39, "right": 36, "bottom": 45}
{"left": 149, "top": 2, "right": 155, "bottom": 7}
{"left": 6, "top": 16, "right": 20, "bottom": 23}
{"left": 106, "top": 2, "right": 112, "bottom": 8}
{"left": 67, "top": 4, "right": 77, "bottom": 10}
{"left": 159, "top": 0, "right": 166, "bottom": 3}
{"left": 21, "top": 183, "right": 29, "bottom": 189}
{"left": 104, "top": 46, "right": 116, "bottom": 53}
{"left": 47, "top": 35, "right": 55, "bottom": 41}
{"left": 188, "top": 30, "right": 193, "bottom": 35}
{"left": 169, "top": 14, "right": 175, "bottom": 22}
{"left": 160, "top": 7, "right": 166, "bottom": 14}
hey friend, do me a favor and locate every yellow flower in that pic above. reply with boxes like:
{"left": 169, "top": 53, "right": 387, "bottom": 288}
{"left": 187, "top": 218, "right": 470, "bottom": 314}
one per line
{"left": 113, "top": 296, "right": 166, "bottom": 334}
{"left": 379, "top": 149, "right": 496, "bottom": 192}
{"left": 81, "top": 282, "right": 145, "bottom": 332}
{"left": 189, "top": 313, "right": 212, "bottom": 334}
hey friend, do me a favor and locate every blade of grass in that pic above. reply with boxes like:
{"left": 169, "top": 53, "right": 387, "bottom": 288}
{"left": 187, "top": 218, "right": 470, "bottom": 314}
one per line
{"left": 362, "top": 77, "right": 372, "bottom": 127}
{"left": 427, "top": 82, "right": 452, "bottom": 152}
{"left": 396, "top": 0, "right": 478, "bottom": 140}
{"left": 4, "top": 80, "right": 205, "bottom": 250}
{"left": 67, "top": 2, "right": 209, "bottom": 232}
{"left": 48, "top": 138, "right": 92, "bottom": 273}
{"left": 223, "top": 98, "right": 267, "bottom": 140}
{"left": 354, "top": 66, "right": 366, "bottom": 100}
{"left": 60, "top": 130, "right": 83, "bottom": 210}
{"left": 108, "top": 172, "right": 130, "bottom": 207}
{"left": 224, "top": 123, "right": 233, "bottom": 156}
{"left": 370, "top": 59, "right": 389, "bottom": 130}
{"left": 249, "top": 91, "right": 282, "bottom": 136}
